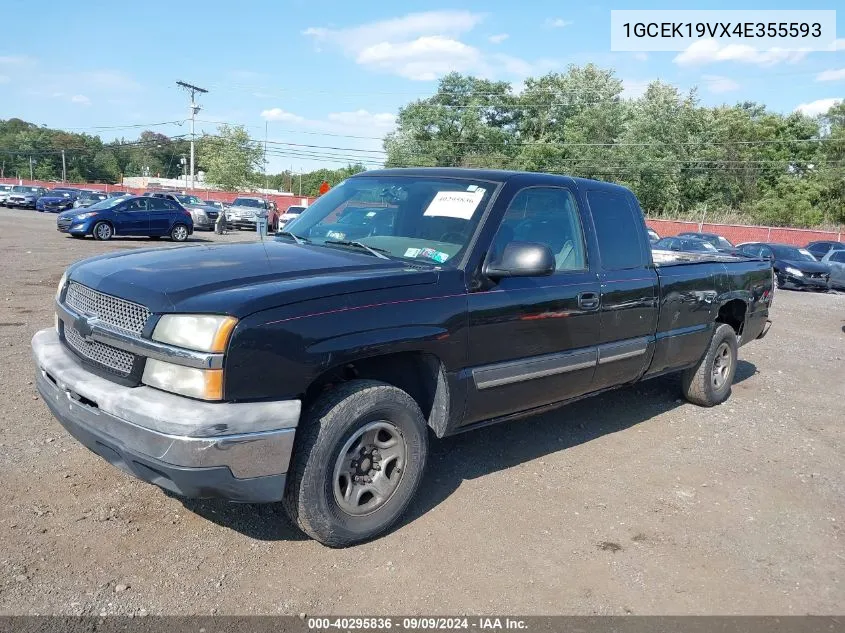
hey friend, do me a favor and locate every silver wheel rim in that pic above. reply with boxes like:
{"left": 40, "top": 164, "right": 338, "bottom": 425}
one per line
{"left": 332, "top": 421, "right": 407, "bottom": 516}
{"left": 96, "top": 223, "right": 111, "bottom": 239}
{"left": 712, "top": 341, "right": 732, "bottom": 390}
{"left": 173, "top": 225, "right": 187, "bottom": 241}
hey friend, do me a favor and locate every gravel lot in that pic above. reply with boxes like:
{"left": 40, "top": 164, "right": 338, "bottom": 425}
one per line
{"left": 0, "top": 208, "right": 842, "bottom": 616}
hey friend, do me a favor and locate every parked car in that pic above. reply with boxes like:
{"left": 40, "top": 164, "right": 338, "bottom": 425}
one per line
{"left": 36, "top": 188, "right": 81, "bottom": 213}
{"left": 56, "top": 194, "right": 193, "bottom": 241}
{"left": 805, "top": 240, "right": 845, "bottom": 261}
{"left": 821, "top": 249, "right": 845, "bottom": 291}
{"left": 146, "top": 192, "right": 220, "bottom": 231}
{"left": 676, "top": 232, "right": 739, "bottom": 255}
{"left": 107, "top": 191, "right": 128, "bottom": 198}
{"left": 0, "top": 184, "right": 13, "bottom": 206}
{"left": 646, "top": 227, "right": 660, "bottom": 244}
{"left": 226, "top": 196, "right": 276, "bottom": 230}
{"left": 204, "top": 199, "right": 226, "bottom": 211}
{"left": 653, "top": 236, "right": 720, "bottom": 253}
{"left": 73, "top": 191, "right": 108, "bottom": 208}
{"left": 738, "top": 242, "right": 829, "bottom": 290}
{"left": 34, "top": 167, "right": 773, "bottom": 547}
{"left": 5, "top": 185, "right": 47, "bottom": 209}
{"left": 277, "top": 204, "right": 307, "bottom": 231}
{"left": 304, "top": 205, "right": 397, "bottom": 241}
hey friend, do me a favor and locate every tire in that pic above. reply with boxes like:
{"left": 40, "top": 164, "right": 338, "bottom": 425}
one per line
{"left": 681, "top": 323, "right": 738, "bottom": 407}
{"left": 170, "top": 223, "right": 189, "bottom": 242}
{"left": 92, "top": 221, "right": 113, "bottom": 241}
{"left": 283, "top": 380, "right": 429, "bottom": 547}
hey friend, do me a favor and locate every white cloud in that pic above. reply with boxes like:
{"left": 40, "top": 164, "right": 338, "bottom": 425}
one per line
{"left": 261, "top": 108, "right": 306, "bottom": 123}
{"left": 816, "top": 68, "right": 845, "bottom": 82}
{"left": 489, "top": 33, "right": 509, "bottom": 44}
{"left": 75, "top": 70, "right": 140, "bottom": 91}
{"left": 633, "top": 52, "right": 648, "bottom": 62}
{"left": 356, "top": 36, "right": 482, "bottom": 81}
{"left": 304, "top": 10, "right": 555, "bottom": 81}
{"left": 701, "top": 74, "right": 740, "bottom": 94}
{"left": 545, "top": 18, "right": 573, "bottom": 28}
{"left": 674, "top": 39, "right": 807, "bottom": 67}
{"left": 795, "top": 98, "right": 842, "bottom": 117}
{"left": 70, "top": 94, "right": 91, "bottom": 105}
{"left": 829, "top": 39, "right": 845, "bottom": 51}
{"left": 0, "top": 55, "right": 36, "bottom": 67}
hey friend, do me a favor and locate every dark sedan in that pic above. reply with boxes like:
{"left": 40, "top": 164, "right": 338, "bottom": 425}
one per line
{"left": 73, "top": 191, "right": 108, "bottom": 208}
{"left": 805, "top": 240, "right": 845, "bottom": 261}
{"left": 677, "top": 231, "right": 739, "bottom": 255}
{"left": 653, "top": 236, "right": 719, "bottom": 253}
{"left": 738, "top": 242, "right": 829, "bottom": 291}
{"left": 57, "top": 195, "right": 193, "bottom": 241}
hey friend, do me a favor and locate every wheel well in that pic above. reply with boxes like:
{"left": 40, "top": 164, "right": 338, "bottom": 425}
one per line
{"left": 716, "top": 299, "right": 747, "bottom": 335}
{"left": 304, "top": 352, "right": 451, "bottom": 438}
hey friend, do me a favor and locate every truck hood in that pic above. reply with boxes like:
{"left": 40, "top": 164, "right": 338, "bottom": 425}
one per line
{"left": 67, "top": 241, "right": 438, "bottom": 316}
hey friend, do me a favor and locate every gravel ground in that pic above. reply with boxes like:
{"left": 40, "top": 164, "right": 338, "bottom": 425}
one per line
{"left": 0, "top": 208, "right": 842, "bottom": 616}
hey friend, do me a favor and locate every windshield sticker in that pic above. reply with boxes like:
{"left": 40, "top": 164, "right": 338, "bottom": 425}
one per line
{"left": 416, "top": 248, "right": 450, "bottom": 263}
{"left": 366, "top": 211, "right": 377, "bottom": 217}
{"left": 404, "top": 247, "right": 422, "bottom": 258}
{"left": 423, "top": 189, "right": 485, "bottom": 220}
{"left": 466, "top": 184, "right": 478, "bottom": 192}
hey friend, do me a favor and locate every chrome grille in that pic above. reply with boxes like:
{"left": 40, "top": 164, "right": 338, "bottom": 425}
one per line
{"left": 64, "top": 325, "right": 134, "bottom": 376}
{"left": 65, "top": 282, "right": 150, "bottom": 335}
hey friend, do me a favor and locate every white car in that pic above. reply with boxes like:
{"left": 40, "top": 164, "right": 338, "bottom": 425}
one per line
{"left": 277, "top": 205, "right": 307, "bottom": 231}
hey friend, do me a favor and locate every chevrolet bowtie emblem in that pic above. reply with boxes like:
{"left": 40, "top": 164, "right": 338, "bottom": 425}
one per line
{"left": 74, "top": 315, "right": 99, "bottom": 341}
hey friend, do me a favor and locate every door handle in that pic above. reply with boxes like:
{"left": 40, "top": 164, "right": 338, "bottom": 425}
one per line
{"left": 578, "top": 291, "right": 600, "bottom": 310}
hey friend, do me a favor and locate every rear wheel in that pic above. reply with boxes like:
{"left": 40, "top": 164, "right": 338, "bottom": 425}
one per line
{"left": 170, "top": 223, "right": 189, "bottom": 242}
{"left": 681, "top": 323, "right": 738, "bottom": 407}
{"left": 283, "top": 380, "right": 429, "bottom": 547}
{"left": 92, "top": 221, "right": 113, "bottom": 241}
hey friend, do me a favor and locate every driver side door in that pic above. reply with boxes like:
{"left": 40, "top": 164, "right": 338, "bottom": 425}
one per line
{"left": 463, "top": 185, "right": 602, "bottom": 427}
{"left": 116, "top": 198, "right": 151, "bottom": 235}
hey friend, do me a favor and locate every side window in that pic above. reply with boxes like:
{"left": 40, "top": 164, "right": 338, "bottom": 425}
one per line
{"left": 161, "top": 200, "right": 178, "bottom": 210}
{"left": 587, "top": 190, "right": 647, "bottom": 271}
{"left": 831, "top": 251, "right": 845, "bottom": 263}
{"left": 125, "top": 199, "right": 149, "bottom": 212}
{"left": 490, "top": 186, "right": 587, "bottom": 272}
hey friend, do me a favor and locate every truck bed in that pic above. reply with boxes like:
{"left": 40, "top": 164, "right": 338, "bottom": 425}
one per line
{"left": 652, "top": 249, "right": 749, "bottom": 266}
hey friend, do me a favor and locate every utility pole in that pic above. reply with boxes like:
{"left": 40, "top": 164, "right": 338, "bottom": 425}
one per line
{"left": 29, "top": 156, "right": 34, "bottom": 181}
{"left": 176, "top": 81, "right": 208, "bottom": 191}
{"left": 264, "top": 120, "right": 269, "bottom": 190}
{"left": 61, "top": 150, "right": 66, "bottom": 183}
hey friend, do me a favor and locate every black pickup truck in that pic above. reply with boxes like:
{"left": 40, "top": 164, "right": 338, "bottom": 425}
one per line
{"left": 32, "top": 168, "right": 773, "bottom": 547}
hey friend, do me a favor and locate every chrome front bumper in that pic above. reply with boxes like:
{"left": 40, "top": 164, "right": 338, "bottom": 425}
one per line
{"left": 32, "top": 329, "right": 301, "bottom": 502}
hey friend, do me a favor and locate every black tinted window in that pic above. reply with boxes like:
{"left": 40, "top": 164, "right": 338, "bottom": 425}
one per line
{"left": 587, "top": 190, "right": 646, "bottom": 270}
{"left": 829, "top": 251, "right": 845, "bottom": 263}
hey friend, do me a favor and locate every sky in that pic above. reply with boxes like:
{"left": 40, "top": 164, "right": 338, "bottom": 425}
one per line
{"left": 0, "top": 0, "right": 844, "bottom": 173}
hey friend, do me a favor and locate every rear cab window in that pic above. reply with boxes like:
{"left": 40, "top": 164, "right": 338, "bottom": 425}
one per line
{"left": 587, "top": 190, "right": 649, "bottom": 271}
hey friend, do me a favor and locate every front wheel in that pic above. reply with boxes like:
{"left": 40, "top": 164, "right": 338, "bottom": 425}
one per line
{"left": 92, "top": 221, "right": 113, "bottom": 241}
{"left": 283, "top": 380, "right": 429, "bottom": 547}
{"left": 170, "top": 223, "right": 189, "bottom": 242}
{"left": 681, "top": 323, "right": 738, "bottom": 407}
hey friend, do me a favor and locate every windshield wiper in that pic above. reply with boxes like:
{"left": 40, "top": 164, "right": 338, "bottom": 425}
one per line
{"left": 324, "top": 240, "right": 391, "bottom": 260}
{"left": 277, "top": 231, "right": 309, "bottom": 244}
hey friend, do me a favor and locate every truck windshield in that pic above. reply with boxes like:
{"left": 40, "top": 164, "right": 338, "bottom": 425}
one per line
{"left": 282, "top": 176, "right": 497, "bottom": 264}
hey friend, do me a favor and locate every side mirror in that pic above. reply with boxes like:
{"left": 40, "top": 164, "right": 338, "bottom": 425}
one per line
{"left": 484, "top": 241, "right": 556, "bottom": 279}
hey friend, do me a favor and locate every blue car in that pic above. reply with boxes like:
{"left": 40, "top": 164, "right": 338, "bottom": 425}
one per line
{"left": 37, "top": 188, "right": 81, "bottom": 213}
{"left": 56, "top": 195, "right": 194, "bottom": 241}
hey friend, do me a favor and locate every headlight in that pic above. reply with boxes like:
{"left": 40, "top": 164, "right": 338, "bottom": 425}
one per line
{"left": 784, "top": 266, "right": 803, "bottom": 277}
{"left": 191, "top": 208, "right": 207, "bottom": 218}
{"left": 74, "top": 212, "right": 98, "bottom": 220}
{"left": 151, "top": 314, "right": 237, "bottom": 353}
{"left": 56, "top": 271, "right": 67, "bottom": 302}
{"left": 73, "top": 201, "right": 81, "bottom": 207}
{"left": 142, "top": 359, "right": 223, "bottom": 400}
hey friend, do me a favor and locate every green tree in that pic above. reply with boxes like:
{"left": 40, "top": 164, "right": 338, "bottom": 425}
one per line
{"left": 197, "top": 124, "right": 264, "bottom": 190}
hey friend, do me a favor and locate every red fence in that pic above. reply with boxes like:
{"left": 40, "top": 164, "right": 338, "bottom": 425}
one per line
{"left": 0, "top": 178, "right": 316, "bottom": 213}
{"left": 646, "top": 219, "right": 843, "bottom": 247}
